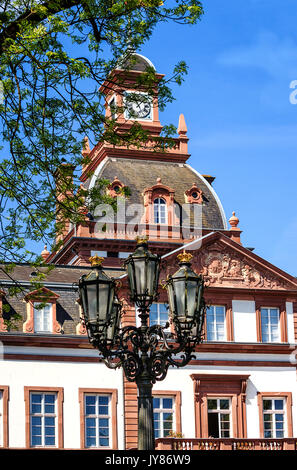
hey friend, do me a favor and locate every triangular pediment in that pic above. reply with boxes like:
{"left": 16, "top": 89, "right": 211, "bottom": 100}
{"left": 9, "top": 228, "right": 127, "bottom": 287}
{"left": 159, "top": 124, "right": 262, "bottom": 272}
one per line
{"left": 161, "top": 232, "right": 297, "bottom": 291}
{"left": 24, "top": 286, "right": 60, "bottom": 301}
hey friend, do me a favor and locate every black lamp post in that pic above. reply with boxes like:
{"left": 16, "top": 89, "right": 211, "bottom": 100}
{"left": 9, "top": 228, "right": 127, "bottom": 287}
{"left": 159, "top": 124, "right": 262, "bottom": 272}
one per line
{"left": 78, "top": 237, "right": 205, "bottom": 451}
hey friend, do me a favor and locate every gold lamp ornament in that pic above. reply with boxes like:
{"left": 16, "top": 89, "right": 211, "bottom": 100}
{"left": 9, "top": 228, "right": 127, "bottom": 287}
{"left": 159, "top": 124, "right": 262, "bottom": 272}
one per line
{"left": 177, "top": 250, "right": 193, "bottom": 264}
{"left": 89, "top": 255, "right": 104, "bottom": 267}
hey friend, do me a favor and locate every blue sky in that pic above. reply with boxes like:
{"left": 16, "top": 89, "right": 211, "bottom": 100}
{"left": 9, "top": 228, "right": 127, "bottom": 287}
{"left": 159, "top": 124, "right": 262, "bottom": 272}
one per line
{"left": 139, "top": 0, "right": 297, "bottom": 277}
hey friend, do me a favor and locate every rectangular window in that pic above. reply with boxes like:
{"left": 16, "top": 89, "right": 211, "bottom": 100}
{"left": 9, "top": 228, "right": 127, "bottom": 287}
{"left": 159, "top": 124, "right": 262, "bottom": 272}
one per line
{"left": 263, "top": 398, "right": 285, "bottom": 438}
{"left": 153, "top": 397, "right": 174, "bottom": 438}
{"left": 150, "top": 303, "right": 169, "bottom": 328}
{"left": 109, "top": 96, "right": 117, "bottom": 120}
{"left": 207, "top": 398, "right": 231, "bottom": 438}
{"left": 261, "top": 308, "right": 280, "bottom": 343}
{"left": 34, "top": 303, "right": 52, "bottom": 333}
{"left": 30, "top": 392, "right": 57, "bottom": 447}
{"left": 84, "top": 394, "right": 111, "bottom": 448}
{"left": 206, "top": 306, "right": 226, "bottom": 341}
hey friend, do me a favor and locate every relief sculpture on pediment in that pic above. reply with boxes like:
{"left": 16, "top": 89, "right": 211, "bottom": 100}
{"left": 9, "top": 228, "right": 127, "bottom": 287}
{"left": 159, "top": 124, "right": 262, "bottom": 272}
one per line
{"left": 191, "top": 246, "right": 288, "bottom": 290}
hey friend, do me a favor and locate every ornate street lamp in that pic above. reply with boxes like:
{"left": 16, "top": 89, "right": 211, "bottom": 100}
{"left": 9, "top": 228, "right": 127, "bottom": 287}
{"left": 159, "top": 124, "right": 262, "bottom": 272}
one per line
{"left": 78, "top": 239, "right": 206, "bottom": 450}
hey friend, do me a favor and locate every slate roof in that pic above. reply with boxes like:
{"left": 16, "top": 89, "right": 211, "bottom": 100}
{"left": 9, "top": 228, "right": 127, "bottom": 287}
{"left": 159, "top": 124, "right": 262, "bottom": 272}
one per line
{"left": 0, "top": 264, "right": 124, "bottom": 335}
{"left": 98, "top": 158, "right": 227, "bottom": 230}
{"left": 0, "top": 264, "right": 124, "bottom": 286}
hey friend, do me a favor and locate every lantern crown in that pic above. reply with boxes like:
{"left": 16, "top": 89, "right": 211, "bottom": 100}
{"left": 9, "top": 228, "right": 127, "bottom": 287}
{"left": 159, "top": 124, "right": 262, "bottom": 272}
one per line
{"left": 177, "top": 250, "right": 193, "bottom": 265}
{"left": 89, "top": 255, "right": 104, "bottom": 267}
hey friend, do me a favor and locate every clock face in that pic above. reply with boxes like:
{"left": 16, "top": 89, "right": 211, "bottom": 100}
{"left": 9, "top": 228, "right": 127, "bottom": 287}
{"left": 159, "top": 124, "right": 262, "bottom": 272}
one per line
{"left": 124, "top": 92, "right": 152, "bottom": 120}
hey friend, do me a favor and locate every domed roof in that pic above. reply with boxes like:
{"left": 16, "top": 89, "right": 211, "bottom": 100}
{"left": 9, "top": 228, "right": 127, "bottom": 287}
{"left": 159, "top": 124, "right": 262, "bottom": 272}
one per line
{"left": 116, "top": 51, "right": 156, "bottom": 72}
{"left": 91, "top": 158, "right": 227, "bottom": 231}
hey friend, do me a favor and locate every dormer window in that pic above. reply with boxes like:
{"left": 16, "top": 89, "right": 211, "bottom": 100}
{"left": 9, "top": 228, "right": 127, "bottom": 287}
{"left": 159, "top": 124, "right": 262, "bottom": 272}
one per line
{"left": 154, "top": 198, "right": 167, "bottom": 224}
{"left": 108, "top": 177, "right": 125, "bottom": 198}
{"left": 142, "top": 178, "right": 178, "bottom": 227}
{"left": 185, "top": 183, "right": 203, "bottom": 204}
{"left": 23, "top": 287, "right": 61, "bottom": 334}
{"left": 34, "top": 303, "right": 52, "bottom": 333}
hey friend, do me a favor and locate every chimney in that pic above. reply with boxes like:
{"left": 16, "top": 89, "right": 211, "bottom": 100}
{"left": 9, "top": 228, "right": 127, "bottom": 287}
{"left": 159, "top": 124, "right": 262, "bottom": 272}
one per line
{"left": 202, "top": 175, "right": 216, "bottom": 186}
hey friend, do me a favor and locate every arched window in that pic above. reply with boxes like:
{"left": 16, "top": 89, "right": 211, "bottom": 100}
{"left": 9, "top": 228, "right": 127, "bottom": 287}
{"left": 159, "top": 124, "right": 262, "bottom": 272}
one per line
{"left": 154, "top": 198, "right": 167, "bottom": 224}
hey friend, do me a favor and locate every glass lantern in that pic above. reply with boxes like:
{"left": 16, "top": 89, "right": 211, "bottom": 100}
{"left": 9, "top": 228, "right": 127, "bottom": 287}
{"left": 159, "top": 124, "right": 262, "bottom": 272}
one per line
{"left": 78, "top": 255, "right": 117, "bottom": 343}
{"left": 165, "top": 251, "right": 205, "bottom": 340}
{"left": 124, "top": 236, "right": 160, "bottom": 310}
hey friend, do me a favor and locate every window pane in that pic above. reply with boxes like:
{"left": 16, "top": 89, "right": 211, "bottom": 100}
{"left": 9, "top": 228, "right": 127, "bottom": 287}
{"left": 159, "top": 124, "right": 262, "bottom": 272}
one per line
{"left": 31, "top": 394, "right": 42, "bottom": 404}
{"left": 86, "top": 437, "right": 96, "bottom": 447}
{"left": 275, "top": 421, "right": 284, "bottom": 430}
{"left": 274, "top": 400, "right": 284, "bottom": 410}
{"left": 32, "top": 435, "right": 42, "bottom": 446}
{"left": 86, "top": 395, "right": 96, "bottom": 405}
{"left": 263, "top": 400, "right": 272, "bottom": 410}
{"left": 99, "top": 418, "right": 109, "bottom": 427}
{"left": 86, "top": 417, "right": 96, "bottom": 428}
{"left": 86, "top": 404, "right": 96, "bottom": 415}
{"left": 99, "top": 406, "right": 108, "bottom": 415}
{"left": 220, "top": 400, "right": 229, "bottom": 410}
{"left": 99, "top": 427, "right": 109, "bottom": 437}
{"left": 31, "top": 425, "right": 42, "bottom": 436}
{"left": 44, "top": 436, "right": 55, "bottom": 446}
{"left": 45, "top": 426, "right": 55, "bottom": 436}
{"left": 153, "top": 398, "right": 160, "bottom": 409}
{"left": 99, "top": 396, "right": 109, "bottom": 406}
{"left": 208, "top": 399, "right": 217, "bottom": 410}
{"left": 275, "top": 414, "right": 284, "bottom": 421}
{"left": 31, "top": 404, "right": 42, "bottom": 414}
{"left": 32, "top": 416, "right": 41, "bottom": 425}
{"left": 44, "top": 404, "right": 55, "bottom": 414}
{"left": 99, "top": 438, "right": 109, "bottom": 446}
{"left": 45, "top": 416, "right": 55, "bottom": 425}
{"left": 45, "top": 394, "right": 55, "bottom": 404}
{"left": 163, "top": 399, "right": 173, "bottom": 409}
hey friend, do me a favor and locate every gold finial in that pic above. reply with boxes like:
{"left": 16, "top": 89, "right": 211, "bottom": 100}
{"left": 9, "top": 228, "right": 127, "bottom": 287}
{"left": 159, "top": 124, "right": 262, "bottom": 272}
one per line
{"left": 136, "top": 235, "right": 149, "bottom": 245}
{"left": 177, "top": 250, "right": 193, "bottom": 264}
{"left": 89, "top": 255, "right": 104, "bottom": 266}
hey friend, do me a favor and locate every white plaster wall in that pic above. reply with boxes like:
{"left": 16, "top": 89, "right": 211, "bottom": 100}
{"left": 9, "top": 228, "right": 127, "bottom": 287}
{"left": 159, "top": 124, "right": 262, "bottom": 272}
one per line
{"left": 286, "top": 302, "right": 295, "bottom": 345}
{"left": 153, "top": 368, "right": 197, "bottom": 439}
{"left": 152, "top": 365, "right": 297, "bottom": 439}
{"left": 0, "top": 358, "right": 125, "bottom": 449}
{"left": 232, "top": 300, "right": 257, "bottom": 343}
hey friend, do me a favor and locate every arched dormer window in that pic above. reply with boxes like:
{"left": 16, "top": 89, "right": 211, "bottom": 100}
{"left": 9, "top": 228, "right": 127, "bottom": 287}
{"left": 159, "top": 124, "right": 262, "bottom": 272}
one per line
{"left": 142, "top": 178, "right": 179, "bottom": 227}
{"left": 154, "top": 197, "right": 167, "bottom": 224}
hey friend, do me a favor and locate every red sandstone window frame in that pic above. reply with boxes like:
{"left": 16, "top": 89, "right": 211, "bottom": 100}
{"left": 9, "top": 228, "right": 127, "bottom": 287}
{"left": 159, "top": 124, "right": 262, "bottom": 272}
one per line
{"left": 255, "top": 300, "right": 288, "bottom": 343}
{"left": 153, "top": 390, "right": 182, "bottom": 437}
{"left": 23, "top": 287, "right": 61, "bottom": 334}
{"left": 191, "top": 374, "right": 249, "bottom": 439}
{"left": 257, "top": 392, "right": 293, "bottom": 438}
{"left": 24, "top": 386, "right": 64, "bottom": 449}
{"left": 142, "top": 179, "right": 178, "bottom": 227}
{"left": 203, "top": 297, "right": 234, "bottom": 342}
{"left": 0, "top": 386, "right": 9, "bottom": 448}
{"left": 78, "top": 388, "right": 118, "bottom": 450}
{"left": 184, "top": 184, "right": 203, "bottom": 204}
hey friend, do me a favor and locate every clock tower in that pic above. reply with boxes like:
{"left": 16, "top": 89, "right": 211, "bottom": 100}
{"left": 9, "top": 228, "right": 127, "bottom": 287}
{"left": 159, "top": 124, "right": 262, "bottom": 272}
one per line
{"left": 100, "top": 52, "right": 164, "bottom": 136}
{"left": 45, "top": 51, "right": 228, "bottom": 267}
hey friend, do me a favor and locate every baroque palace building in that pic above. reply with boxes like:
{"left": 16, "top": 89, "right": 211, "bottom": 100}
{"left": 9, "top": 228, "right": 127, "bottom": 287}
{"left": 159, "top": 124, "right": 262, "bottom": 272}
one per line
{"left": 0, "top": 53, "right": 297, "bottom": 451}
